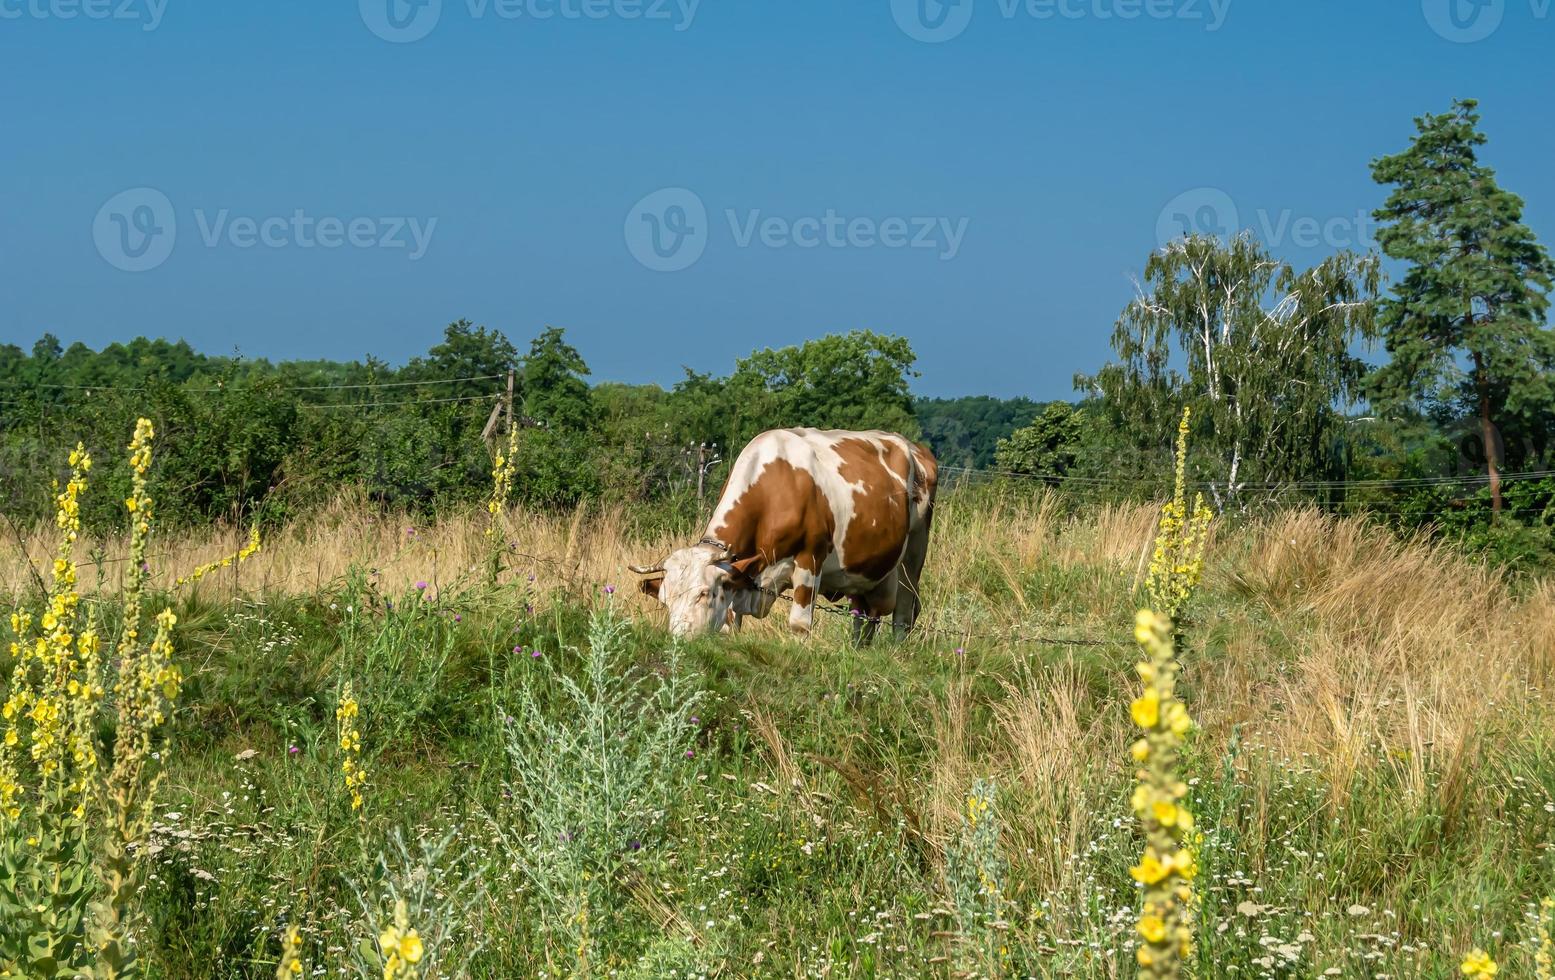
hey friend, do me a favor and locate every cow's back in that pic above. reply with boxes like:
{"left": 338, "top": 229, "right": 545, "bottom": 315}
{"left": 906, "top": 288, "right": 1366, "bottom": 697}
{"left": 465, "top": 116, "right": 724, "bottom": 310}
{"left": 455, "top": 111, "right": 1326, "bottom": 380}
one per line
{"left": 706, "top": 428, "right": 929, "bottom": 585}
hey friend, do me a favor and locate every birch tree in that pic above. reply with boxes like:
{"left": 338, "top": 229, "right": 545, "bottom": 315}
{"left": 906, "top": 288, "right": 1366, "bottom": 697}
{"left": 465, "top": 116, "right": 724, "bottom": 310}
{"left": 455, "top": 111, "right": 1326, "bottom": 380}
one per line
{"left": 1079, "top": 233, "right": 1380, "bottom": 508}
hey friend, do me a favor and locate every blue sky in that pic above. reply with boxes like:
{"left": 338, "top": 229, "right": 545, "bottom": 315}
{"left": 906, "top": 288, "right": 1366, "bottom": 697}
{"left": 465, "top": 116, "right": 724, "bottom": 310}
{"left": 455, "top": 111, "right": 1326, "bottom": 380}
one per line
{"left": 3, "top": 0, "right": 1553, "bottom": 398}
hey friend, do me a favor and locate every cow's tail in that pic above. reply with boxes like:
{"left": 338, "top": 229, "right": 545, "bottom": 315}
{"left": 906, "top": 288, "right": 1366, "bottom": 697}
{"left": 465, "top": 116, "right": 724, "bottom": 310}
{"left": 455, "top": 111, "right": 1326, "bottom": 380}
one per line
{"left": 895, "top": 440, "right": 939, "bottom": 631}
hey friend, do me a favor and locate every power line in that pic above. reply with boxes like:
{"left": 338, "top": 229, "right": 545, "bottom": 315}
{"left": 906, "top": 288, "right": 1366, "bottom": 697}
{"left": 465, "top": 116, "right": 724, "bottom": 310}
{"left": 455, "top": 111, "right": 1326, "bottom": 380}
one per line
{"left": 296, "top": 393, "right": 499, "bottom": 410}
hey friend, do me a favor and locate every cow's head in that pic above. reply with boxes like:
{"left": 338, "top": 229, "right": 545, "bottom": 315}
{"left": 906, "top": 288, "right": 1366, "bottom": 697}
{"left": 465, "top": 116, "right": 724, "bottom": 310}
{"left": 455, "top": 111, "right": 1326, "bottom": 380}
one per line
{"left": 632, "top": 543, "right": 762, "bottom": 638}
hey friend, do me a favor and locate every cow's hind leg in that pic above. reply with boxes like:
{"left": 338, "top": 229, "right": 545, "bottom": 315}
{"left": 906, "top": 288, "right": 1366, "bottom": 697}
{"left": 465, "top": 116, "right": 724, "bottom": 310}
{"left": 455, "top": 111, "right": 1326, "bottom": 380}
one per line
{"left": 892, "top": 518, "right": 932, "bottom": 640}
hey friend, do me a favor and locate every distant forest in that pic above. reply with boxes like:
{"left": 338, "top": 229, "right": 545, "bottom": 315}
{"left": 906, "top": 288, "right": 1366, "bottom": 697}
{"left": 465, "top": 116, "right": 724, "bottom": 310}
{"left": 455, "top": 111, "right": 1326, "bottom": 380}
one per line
{"left": 0, "top": 327, "right": 1058, "bottom": 528}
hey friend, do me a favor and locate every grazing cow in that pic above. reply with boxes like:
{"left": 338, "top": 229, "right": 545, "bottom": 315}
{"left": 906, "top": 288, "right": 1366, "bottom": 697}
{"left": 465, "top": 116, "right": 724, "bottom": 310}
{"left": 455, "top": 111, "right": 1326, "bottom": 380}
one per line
{"left": 632, "top": 427, "right": 937, "bottom": 642}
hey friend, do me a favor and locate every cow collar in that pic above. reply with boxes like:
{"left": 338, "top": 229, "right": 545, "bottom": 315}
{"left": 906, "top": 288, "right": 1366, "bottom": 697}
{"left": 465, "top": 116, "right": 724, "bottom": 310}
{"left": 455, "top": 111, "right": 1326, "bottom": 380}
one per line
{"left": 697, "top": 535, "right": 734, "bottom": 557}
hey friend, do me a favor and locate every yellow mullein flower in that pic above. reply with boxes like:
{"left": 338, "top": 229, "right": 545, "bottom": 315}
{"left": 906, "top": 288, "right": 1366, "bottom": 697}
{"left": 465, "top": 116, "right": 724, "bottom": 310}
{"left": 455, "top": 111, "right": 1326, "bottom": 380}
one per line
{"left": 1131, "top": 688, "right": 1161, "bottom": 729}
{"left": 1461, "top": 948, "right": 1497, "bottom": 978}
{"left": 378, "top": 899, "right": 425, "bottom": 979}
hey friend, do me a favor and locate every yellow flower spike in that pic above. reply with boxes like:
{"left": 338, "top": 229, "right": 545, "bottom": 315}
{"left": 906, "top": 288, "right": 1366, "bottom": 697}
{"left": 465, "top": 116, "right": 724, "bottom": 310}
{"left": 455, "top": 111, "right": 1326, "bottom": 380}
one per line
{"left": 337, "top": 683, "right": 367, "bottom": 816}
{"left": 275, "top": 924, "right": 307, "bottom": 980}
{"left": 1129, "top": 608, "right": 1196, "bottom": 979}
{"left": 1145, "top": 408, "right": 1213, "bottom": 624}
{"left": 175, "top": 524, "right": 264, "bottom": 588}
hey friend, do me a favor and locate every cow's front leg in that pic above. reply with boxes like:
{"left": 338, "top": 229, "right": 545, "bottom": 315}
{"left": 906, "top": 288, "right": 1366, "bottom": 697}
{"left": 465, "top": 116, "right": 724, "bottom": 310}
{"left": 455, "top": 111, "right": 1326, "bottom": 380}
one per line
{"left": 788, "top": 557, "right": 820, "bottom": 636}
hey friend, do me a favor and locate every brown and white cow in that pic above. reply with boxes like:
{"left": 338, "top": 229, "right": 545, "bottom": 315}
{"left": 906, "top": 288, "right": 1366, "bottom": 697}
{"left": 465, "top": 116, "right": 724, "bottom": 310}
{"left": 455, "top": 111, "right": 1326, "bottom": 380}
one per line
{"left": 633, "top": 427, "right": 937, "bottom": 642}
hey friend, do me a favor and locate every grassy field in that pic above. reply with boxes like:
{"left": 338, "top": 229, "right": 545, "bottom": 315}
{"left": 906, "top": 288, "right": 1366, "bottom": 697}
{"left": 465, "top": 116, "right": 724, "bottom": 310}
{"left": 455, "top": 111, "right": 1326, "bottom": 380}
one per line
{"left": 5, "top": 483, "right": 1555, "bottom": 977}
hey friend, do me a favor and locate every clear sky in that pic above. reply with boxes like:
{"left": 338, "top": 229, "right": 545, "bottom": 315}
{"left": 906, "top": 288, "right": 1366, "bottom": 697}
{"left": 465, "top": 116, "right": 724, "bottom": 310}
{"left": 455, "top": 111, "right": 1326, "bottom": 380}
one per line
{"left": 3, "top": 0, "right": 1552, "bottom": 397}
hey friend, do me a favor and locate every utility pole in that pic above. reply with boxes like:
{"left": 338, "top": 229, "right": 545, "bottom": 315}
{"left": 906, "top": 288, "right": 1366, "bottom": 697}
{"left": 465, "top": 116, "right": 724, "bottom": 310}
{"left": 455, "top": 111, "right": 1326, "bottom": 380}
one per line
{"left": 481, "top": 367, "right": 517, "bottom": 450}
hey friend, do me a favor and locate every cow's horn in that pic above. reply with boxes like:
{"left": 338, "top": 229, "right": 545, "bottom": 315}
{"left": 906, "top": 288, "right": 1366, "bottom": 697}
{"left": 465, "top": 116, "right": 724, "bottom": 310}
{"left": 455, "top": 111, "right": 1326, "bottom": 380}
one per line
{"left": 629, "top": 563, "right": 665, "bottom": 575}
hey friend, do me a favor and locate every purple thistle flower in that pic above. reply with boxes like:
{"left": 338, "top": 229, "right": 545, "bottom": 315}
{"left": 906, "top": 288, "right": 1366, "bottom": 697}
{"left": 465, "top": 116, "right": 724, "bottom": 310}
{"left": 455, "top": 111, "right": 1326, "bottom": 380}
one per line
{"left": 603, "top": 584, "right": 616, "bottom": 595}
{"left": 684, "top": 749, "right": 695, "bottom": 759}
{"left": 288, "top": 744, "right": 300, "bottom": 756}
{"left": 415, "top": 580, "right": 428, "bottom": 591}
{"left": 530, "top": 648, "right": 541, "bottom": 659}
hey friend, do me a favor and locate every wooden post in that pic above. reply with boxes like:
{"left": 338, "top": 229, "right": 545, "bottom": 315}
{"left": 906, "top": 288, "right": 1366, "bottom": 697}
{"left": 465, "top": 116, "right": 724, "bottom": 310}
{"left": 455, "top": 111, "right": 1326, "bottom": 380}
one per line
{"left": 696, "top": 443, "right": 706, "bottom": 500}
{"left": 481, "top": 368, "right": 516, "bottom": 451}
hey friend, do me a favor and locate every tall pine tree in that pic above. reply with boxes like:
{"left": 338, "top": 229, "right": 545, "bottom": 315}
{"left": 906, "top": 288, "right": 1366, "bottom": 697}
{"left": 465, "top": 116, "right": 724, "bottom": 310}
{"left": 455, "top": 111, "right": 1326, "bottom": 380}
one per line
{"left": 1369, "top": 99, "right": 1555, "bottom": 515}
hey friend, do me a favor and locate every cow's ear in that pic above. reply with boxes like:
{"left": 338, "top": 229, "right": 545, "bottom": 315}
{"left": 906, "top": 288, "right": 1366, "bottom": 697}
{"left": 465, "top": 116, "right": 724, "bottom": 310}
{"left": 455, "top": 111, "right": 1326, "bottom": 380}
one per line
{"left": 639, "top": 575, "right": 664, "bottom": 599}
{"left": 726, "top": 554, "right": 764, "bottom": 586}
